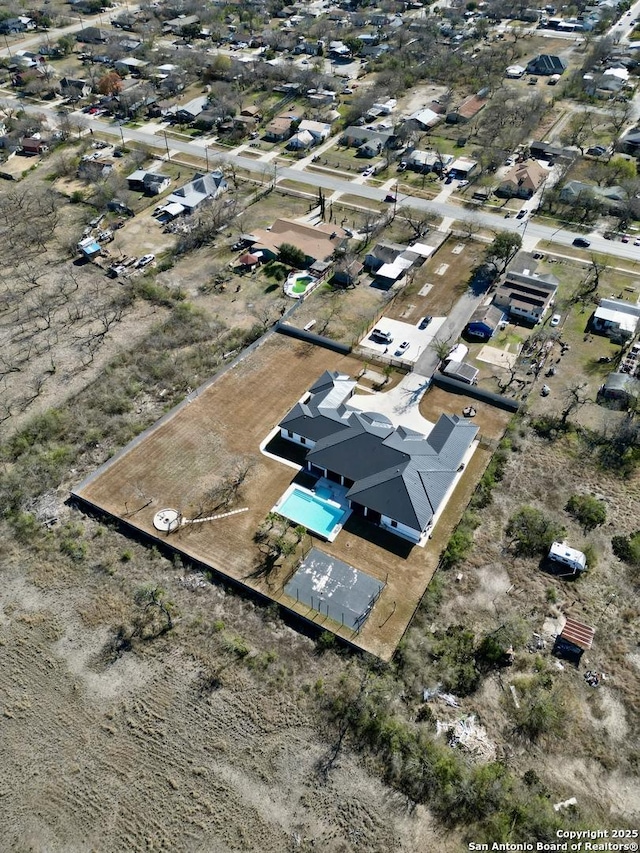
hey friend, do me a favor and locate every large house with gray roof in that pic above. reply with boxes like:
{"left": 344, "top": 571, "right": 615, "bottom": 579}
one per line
{"left": 278, "top": 371, "right": 478, "bottom": 544}
{"left": 165, "top": 170, "right": 227, "bottom": 212}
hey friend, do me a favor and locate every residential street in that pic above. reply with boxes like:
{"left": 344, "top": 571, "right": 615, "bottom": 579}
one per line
{"left": 4, "top": 97, "right": 640, "bottom": 265}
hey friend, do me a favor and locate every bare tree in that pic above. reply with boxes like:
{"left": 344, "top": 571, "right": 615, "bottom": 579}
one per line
{"left": 560, "top": 382, "right": 590, "bottom": 426}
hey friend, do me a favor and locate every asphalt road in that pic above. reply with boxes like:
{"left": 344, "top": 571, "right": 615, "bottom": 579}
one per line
{"left": 4, "top": 96, "right": 640, "bottom": 264}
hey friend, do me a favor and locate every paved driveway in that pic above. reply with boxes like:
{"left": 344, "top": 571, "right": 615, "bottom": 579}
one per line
{"left": 347, "top": 373, "right": 434, "bottom": 435}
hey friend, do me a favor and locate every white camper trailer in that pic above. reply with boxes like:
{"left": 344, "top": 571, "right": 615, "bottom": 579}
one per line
{"left": 548, "top": 541, "right": 587, "bottom": 574}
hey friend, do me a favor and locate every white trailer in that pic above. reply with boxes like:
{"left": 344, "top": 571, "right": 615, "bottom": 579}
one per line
{"left": 548, "top": 541, "right": 587, "bottom": 573}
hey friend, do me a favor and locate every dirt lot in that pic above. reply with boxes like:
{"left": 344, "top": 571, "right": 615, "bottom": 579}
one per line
{"left": 0, "top": 528, "right": 451, "bottom": 853}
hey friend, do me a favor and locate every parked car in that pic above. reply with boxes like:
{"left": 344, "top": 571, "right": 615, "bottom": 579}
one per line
{"left": 397, "top": 161, "right": 407, "bottom": 171}
{"left": 622, "top": 234, "right": 630, "bottom": 243}
{"left": 458, "top": 179, "right": 469, "bottom": 187}
{"left": 516, "top": 210, "right": 527, "bottom": 219}
{"left": 362, "top": 166, "right": 375, "bottom": 177}
{"left": 418, "top": 316, "right": 432, "bottom": 329}
{"left": 137, "top": 253, "right": 155, "bottom": 268}
{"left": 572, "top": 237, "right": 590, "bottom": 248}
{"left": 370, "top": 328, "right": 393, "bottom": 344}
{"left": 395, "top": 341, "right": 410, "bottom": 355}
{"left": 384, "top": 194, "right": 396, "bottom": 203}
{"left": 550, "top": 313, "right": 561, "bottom": 327}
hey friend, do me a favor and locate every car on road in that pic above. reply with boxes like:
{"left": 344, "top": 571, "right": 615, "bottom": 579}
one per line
{"left": 395, "top": 341, "right": 410, "bottom": 355}
{"left": 622, "top": 234, "right": 630, "bottom": 243}
{"left": 572, "top": 237, "right": 590, "bottom": 248}
{"left": 418, "top": 316, "right": 432, "bottom": 329}
{"left": 136, "top": 254, "right": 155, "bottom": 268}
{"left": 634, "top": 238, "right": 640, "bottom": 246}
{"left": 550, "top": 313, "right": 561, "bottom": 327}
{"left": 384, "top": 194, "right": 396, "bottom": 203}
{"left": 504, "top": 211, "right": 511, "bottom": 218}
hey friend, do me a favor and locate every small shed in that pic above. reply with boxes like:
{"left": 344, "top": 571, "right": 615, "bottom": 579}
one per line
{"left": 238, "top": 252, "right": 261, "bottom": 268}
{"left": 465, "top": 305, "right": 505, "bottom": 340}
{"left": 442, "top": 360, "right": 479, "bottom": 385}
{"left": 548, "top": 541, "right": 587, "bottom": 574}
{"left": 553, "top": 616, "right": 595, "bottom": 664}
{"left": 598, "top": 372, "right": 640, "bottom": 407}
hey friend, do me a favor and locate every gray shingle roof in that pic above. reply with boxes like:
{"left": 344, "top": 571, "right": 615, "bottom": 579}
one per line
{"left": 279, "top": 374, "right": 479, "bottom": 532}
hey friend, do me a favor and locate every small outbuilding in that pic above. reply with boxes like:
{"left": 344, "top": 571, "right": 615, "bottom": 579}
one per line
{"left": 598, "top": 372, "right": 640, "bottom": 407}
{"left": 465, "top": 304, "right": 505, "bottom": 340}
{"left": 553, "top": 616, "right": 595, "bottom": 665}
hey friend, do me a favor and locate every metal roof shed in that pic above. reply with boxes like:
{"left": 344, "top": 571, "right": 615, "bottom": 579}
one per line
{"left": 554, "top": 616, "right": 595, "bottom": 664}
{"left": 442, "top": 361, "right": 478, "bottom": 385}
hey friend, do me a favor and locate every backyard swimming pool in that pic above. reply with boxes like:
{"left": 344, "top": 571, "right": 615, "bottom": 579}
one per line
{"left": 274, "top": 486, "right": 350, "bottom": 541}
{"left": 284, "top": 272, "right": 317, "bottom": 299}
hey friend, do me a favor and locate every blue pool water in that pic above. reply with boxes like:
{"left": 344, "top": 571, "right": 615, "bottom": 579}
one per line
{"left": 277, "top": 489, "right": 346, "bottom": 538}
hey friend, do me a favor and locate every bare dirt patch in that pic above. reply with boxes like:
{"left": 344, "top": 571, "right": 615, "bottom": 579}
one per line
{"left": 0, "top": 554, "right": 453, "bottom": 853}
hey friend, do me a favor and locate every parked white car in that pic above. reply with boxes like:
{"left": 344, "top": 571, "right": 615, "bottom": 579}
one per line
{"left": 137, "top": 254, "right": 155, "bottom": 268}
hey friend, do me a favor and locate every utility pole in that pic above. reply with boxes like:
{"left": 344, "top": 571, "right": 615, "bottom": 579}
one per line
{"left": 163, "top": 130, "right": 170, "bottom": 160}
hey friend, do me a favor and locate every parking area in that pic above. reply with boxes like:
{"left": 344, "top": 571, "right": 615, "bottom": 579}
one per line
{"left": 359, "top": 316, "right": 446, "bottom": 363}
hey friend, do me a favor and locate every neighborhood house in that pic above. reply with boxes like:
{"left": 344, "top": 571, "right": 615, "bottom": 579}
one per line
{"left": 249, "top": 219, "right": 347, "bottom": 265}
{"left": 493, "top": 269, "right": 558, "bottom": 325}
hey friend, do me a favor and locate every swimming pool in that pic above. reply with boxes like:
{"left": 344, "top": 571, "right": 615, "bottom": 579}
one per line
{"left": 275, "top": 487, "right": 349, "bottom": 540}
{"left": 284, "top": 272, "right": 317, "bottom": 299}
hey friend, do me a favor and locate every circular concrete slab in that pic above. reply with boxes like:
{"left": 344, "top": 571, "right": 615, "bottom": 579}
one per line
{"left": 153, "top": 508, "right": 181, "bottom": 532}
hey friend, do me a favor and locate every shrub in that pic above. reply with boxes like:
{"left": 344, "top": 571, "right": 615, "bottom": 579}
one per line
{"left": 317, "top": 631, "right": 337, "bottom": 652}
{"left": 430, "top": 626, "right": 480, "bottom": 695}
{"left": 511, "top": 682, "right": 569, "bottom": 742}
{"left": 60, "top": 537, "right": 87, "bottom": 562}
{"left": 582, "top": 543, "right": 598, "bottom": 571}
{"left": 441, "top": 510, "right": 479, "bottom": 569}
{"left": 441, "top": 527, "right": 474, "bottom": 569}
{"left": 506, "top": 507, "right": 565, "bottom": 557}
{"left": 565, "top": 494, "right": 606, "bottom": 531}
{"left": 612, "top": 532, "right": 640, "bottom": 566}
